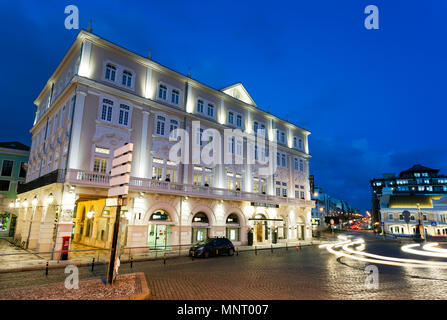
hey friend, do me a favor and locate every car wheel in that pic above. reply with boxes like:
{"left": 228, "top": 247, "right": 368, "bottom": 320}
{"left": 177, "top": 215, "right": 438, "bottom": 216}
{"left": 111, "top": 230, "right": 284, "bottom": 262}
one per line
{"left": 228, "top": 248, "right": 234, "bottom": 256}
{"left": 204, "top": 251, "right": 209, "bottom": 258}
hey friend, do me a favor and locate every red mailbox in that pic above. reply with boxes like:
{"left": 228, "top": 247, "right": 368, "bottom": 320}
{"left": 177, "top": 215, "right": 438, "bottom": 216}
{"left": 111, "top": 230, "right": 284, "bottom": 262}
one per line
{"left": 61, "top": 236, "right": 70, "bottom": 260}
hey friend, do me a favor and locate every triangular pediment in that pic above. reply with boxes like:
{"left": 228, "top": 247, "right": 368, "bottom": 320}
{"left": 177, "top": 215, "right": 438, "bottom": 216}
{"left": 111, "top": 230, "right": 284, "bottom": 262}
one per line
{"left": 220, "top": 82, "right": 257, "bottom": 107}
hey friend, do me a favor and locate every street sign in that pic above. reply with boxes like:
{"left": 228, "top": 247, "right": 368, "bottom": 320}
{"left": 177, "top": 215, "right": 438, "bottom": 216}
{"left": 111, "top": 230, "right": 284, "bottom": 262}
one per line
{"left": 380, "top": 222, "right": 384, "bottom": 226}
{"left": 431, "top": 221, "right": 437, "bottom": 227}
{"left": 107, "top": 143, "right": 133, "bottom": 286}
{"left": 108, "top": 143, "right": 133, "bottom": 198}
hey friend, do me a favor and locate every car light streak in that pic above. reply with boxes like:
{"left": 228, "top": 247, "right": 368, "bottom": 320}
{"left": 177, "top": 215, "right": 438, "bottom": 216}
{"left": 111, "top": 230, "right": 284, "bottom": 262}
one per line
{"left": 322, "top": 237, "right": 447, "bottom": 269}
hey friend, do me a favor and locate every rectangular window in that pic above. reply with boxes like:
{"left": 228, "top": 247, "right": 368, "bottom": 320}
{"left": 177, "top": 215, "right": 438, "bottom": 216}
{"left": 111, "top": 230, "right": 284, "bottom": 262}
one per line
{"left": 122, "top": 71, "right": 132, "bottom": 87}
{"left": 0, "top": 180, "right": 10, "bottom": 192}
{"left": 236, "top": 114, "right": 242, "bottom": 127}
{"left": 158, "top": 85, "right": 167, "bottom": 100}
{"left": 19, "top": 162, "right": 27, "bottom": 178}
{"left": 197, "top": 100, "right": 204, "bottom": 113}
{"left": 152, "top": 166, "right": 163, "bottom": 180}
{"left": 169, "top": 119, "right": 179, "bottom": 139}
{"left": 276, "top": 187, "right": 281, "bottom": 196}
{"left": 118, "top": 104, "right": 130, "bottom": 126}
{"left": 207, "top": 104, "right": 214, "bottom": 117}
{"left": 101, "top": 99, "right": 113, "bottom": 122}
{"left": 1, "top": 160, "right": 13, "bottom": 177}
{"left": 300, "top": 191, "right": 305, "bottom": 199}
{"left": 171, "top": 90, "right": 180, "bottom": 105}
{"left": 299, "top": 159, "right": 304, "bottom": 172}
{"left": 253, "top": 121, "right": 259, "bottom": 134}
{"left": 281, "top": 154, "right": 286, "bottom": 168}
{"left": 282, "top": 188, "right": 287, "bottom": 197}
{"left": 93, "top": 157, "right": 108, "bottom": 173}
{"left": 228, "top": 112, "right": 234, "bottom": 124}
{"left": 156, "top": 116, "right": 166, "bottom": 136}
{"left": 294, "top": 158, "right": 299, "bottom": 171}
{"left": 388, "top": 214, "right": 393, "bottom": 220}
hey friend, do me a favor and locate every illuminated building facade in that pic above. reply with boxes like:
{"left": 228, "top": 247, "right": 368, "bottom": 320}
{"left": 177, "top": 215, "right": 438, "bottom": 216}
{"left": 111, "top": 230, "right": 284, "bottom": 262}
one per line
{"left": 14, "top": 30, "right": 314, "bottom": 256}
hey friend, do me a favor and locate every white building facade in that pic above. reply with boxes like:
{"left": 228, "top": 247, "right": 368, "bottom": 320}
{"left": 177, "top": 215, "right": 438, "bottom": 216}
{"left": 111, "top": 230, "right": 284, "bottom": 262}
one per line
{"left": 14, "top": 30, "right": 314, "bottom": 256}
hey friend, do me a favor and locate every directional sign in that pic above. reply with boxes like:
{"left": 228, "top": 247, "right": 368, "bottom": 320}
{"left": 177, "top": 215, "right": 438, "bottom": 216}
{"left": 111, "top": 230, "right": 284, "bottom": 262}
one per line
{"left": 108, "top": 143, "right": 133, "bottom": 198}
{"left": 431, "top": 221, "right": 437, "bottom": 227}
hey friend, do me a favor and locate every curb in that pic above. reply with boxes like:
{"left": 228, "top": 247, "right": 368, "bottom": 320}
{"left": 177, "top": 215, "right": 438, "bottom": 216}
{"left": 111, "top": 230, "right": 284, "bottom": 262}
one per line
{"left": 117, "top": 272, "right": 151, "bottom": 300}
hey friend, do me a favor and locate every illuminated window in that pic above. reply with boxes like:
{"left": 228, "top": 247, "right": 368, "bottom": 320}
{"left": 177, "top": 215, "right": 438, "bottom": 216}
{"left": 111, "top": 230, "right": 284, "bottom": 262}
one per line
{"left": 95, "top": 146, "right": 110, "bottom": 155}
{"left": 93, "top": 157, "right": 107, "bottom": 173}
{"left": 169, "top": 119, "right": 179, "bottom": 140}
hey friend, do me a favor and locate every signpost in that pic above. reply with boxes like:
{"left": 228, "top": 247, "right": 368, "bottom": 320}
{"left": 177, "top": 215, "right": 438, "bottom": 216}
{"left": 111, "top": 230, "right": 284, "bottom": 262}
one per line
{"left": 107, "top": 143, "right": 133, "bottom": 285}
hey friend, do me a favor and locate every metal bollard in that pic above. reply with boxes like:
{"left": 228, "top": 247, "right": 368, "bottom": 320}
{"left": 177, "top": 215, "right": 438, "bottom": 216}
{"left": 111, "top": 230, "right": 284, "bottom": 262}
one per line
{"left": 271, "top": 244, "right": 273, "bottom": 253}
{"left": 91, "top": 258, "right": 95, "bottom": 272}
{"left": 130, "top": 256, "right": 133, "bottom": 269}
{"left": 286, "top": 243, "right": 288, "bottom": 250}
{"left": 45, "top": 262, "right": 49, "bottom": 277}
{"left": 191, "top": 250, "right": 195, "bottom": 261}
{"left": 163, "top": 253, "right": 167, "bottom": 265}
{"left": 216, "top": 249, "right": 218, "bottom": 256}
{"left": 236, "top": 247, "right": 239, "bottom": 256}
{"left": 255, "top": 246, "right": 257, "bottom": 255}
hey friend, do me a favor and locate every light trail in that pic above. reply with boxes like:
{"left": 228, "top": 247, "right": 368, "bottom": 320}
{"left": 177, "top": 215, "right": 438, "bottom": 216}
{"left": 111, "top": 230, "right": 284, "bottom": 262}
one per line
{"left": 322, "top": 237, "right": 447, "bottom": 269}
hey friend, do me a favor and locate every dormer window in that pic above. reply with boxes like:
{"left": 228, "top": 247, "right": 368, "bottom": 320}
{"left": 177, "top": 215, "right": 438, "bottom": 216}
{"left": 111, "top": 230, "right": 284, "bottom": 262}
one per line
{"left": 254, "top": 121, "right": 259, "bottom": 134}
{"left": 158, "top": 84, "right": 167, "bottom": 100}
{"left": 122, "top": 70, "right": 132, "bottom": 87}
{"left": 105, "top": 64, "right": 116, "bottom": 81}
{"left": 293, "top": 137, "right": 298, "bottom": 148}
{"left": 171, "top": 90, "right": 180, "bottom": 105}
{"left": 280, "top": 132, "right": 285, "bottom": 144}
{"left": 298, "top": 138, "right": 303, "bottom": 150}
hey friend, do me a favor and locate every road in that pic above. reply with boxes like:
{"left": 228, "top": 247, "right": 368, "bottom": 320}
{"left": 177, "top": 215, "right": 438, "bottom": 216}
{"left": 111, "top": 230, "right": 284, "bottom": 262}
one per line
{"left": 1, "top": 233, "right": 447, "bottom": 299}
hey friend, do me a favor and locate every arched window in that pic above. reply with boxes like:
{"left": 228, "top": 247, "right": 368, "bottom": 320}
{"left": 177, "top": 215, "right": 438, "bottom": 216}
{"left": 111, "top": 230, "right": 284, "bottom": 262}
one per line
{"left": 122, "top": 70, "right": 132, "bottom": 87}
{"left": 150, "top": 210, "right": 171, "bottom": 222}
{"left": 226, "top": 213, "right": 239, "bottom": 224}
{"left": 158, "top": 84, "right": 167, "bottom": 100}
{"left": 105, "top": 64, "right": 117, "bottom": 81}
{"left": 193, "top": 212, "right": 209, "bottom": 223}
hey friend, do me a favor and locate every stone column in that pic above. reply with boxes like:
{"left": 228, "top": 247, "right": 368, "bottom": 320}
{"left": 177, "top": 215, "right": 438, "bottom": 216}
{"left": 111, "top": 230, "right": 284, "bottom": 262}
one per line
{"left": 28, "top": 205, "right": 43, "bottom": 250}
{"left": 67, "top": 89, "right": 87, "bottom": 170}
{"left": 37, "top": 205, "right": 57, "bottom": 253}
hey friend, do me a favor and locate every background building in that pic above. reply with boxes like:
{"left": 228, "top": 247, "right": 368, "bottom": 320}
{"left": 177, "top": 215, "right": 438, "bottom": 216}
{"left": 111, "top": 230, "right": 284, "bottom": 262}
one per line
{"left": 370, "top": 164, "right": 447, "bottom": 223}
{"left": 0, "top": 142, "right": 29, "bottom": 237}
{"left": 12, "top": 29, "right": 314, "bottom": 257}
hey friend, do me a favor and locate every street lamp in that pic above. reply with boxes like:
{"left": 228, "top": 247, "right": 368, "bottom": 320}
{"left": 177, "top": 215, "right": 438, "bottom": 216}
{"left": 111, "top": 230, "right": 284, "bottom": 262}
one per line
{"left": 9, "top": 202, "right": 14, "bottom": 209}
{"left": 31, "top": 196, "right": 38, "bottom": 207}
{"left": 22, "top": 199, "right": 28, "bottom": 208}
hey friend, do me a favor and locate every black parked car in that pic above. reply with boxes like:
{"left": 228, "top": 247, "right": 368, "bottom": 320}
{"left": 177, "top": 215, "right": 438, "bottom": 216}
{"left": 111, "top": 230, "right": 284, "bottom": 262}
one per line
{"left": 189, "top": 237, "right": 235, "bottom": 258}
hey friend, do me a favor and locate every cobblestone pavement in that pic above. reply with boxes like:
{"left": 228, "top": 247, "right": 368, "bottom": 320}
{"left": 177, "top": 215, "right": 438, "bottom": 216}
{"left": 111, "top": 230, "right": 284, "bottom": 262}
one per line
{"left": 2, "top": 236, "right": 447, "bottom": 299}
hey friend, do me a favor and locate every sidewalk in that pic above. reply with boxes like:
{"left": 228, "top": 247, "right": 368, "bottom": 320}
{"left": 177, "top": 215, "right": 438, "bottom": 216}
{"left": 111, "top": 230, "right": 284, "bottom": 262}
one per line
{"left": 0, "top": 238, "right": 332, "bottom": 273}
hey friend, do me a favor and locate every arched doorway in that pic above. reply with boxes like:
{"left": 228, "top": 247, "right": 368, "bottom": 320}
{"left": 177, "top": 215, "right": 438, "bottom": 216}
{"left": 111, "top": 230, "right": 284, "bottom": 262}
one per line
{"left": 276, "top": 216, "right": 287, "bottom": 241}
{"left": 148, "top": 210, "right": 172, "bottom": 249}
{"left": 226, "top": 213, "right": 240, "bottom": 242}
{"left": 296, "top": 216, "right": 305, "bottom": 240}
{"left": 253, "top": 214, "right": 268, "bottom": 243}
{"left": 0, "top": 211, "right": 16, "bottom": 237}
{"left": 191, "top": 212, "right": 209, "bottom": 243}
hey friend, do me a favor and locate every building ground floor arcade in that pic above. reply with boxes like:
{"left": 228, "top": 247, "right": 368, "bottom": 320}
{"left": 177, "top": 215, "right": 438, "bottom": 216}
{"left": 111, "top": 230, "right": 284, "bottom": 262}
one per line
{"left": 12, "top": 182, "right": 313, "bottom": 259}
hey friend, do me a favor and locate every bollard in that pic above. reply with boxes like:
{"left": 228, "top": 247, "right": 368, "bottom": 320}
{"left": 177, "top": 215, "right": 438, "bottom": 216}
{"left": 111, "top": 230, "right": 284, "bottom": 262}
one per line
{"left": 163, "top": 253, "right": 167, "bottom": 265}
{"left": 130, "top": 256, "right": 133, "bottom": 269}
{"left": 192, "top": 250, "right": 195, "bottom": 261}
{"left": 216, "top": 249, "right": 218, "bottom": 256}
{"left": 91, "top": 258, "right": 95, "bottom": 272}
{"left": 271, "top": 244, "right": 273, "bottom": 253}
{"left": 45, "top": 262, "right": 49, "bottom": 277}
{"left": 236, "top": 247, "right": 239, "bottom": 256}
{"left": 286, "top": 242, "right": 288, "bottom": 250}
{"left": 255, "top": 246, "right": 257, "bottom": 255}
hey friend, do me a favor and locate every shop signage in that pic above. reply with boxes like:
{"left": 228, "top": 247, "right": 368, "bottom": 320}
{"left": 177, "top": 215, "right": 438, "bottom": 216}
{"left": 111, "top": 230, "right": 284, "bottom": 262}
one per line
{"left": 250, "top": 202, "right": 279, "bottom": 208}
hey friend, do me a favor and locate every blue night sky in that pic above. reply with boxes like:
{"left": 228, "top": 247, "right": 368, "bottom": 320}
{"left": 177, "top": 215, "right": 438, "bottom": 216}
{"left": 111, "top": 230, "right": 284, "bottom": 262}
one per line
{"left": 1, "top": 0, "right": 446, "bottom": 212}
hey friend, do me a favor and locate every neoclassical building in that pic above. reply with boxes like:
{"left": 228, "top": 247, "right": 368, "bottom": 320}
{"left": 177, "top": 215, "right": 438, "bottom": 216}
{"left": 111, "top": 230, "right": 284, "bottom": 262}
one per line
{"left": 14, "top": 29, "right": 314, "bottom": 256}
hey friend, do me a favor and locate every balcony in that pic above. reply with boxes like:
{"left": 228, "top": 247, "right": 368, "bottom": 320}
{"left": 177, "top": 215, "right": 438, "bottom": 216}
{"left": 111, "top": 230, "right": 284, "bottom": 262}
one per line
{"left": 17, "top": 170, "right": 66, "bottom": 194}
{"left": 65, "top": 169, "right": 315, "bottom": 208}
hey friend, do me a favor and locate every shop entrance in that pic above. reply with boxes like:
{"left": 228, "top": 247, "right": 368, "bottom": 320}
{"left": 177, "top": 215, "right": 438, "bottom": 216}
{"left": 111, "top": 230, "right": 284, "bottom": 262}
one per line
{"left": 252, "top": 214, "right": 267, "bottom": 244}
{"left": 191, "top": 212, "right": 210, "bottom": 244}
{"left": 147, "top": 210, "right": 172, "bottom": 249}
